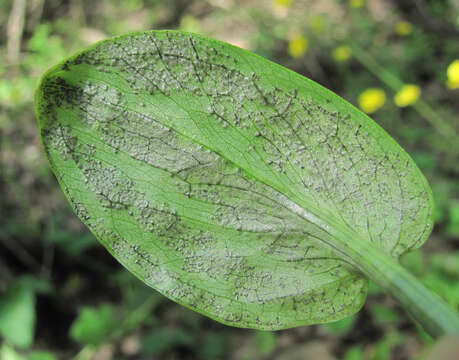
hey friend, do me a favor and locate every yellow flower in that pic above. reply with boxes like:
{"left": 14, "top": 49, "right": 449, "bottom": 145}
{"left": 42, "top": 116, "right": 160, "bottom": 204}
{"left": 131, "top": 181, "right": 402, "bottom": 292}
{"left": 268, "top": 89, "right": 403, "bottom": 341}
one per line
{"left": 273, "top": 0, "right": 293, "bottom": 8}
{"left": 349, "top": 0, "right": 365, "bottom": 9}
{"left": 358, "top": 88, "right": 386, "bottom": 114}
{"left": 396, "top": 21, "right": 413, "bottom": 36}
{"left": 394, "top": 84, "right": 421, "bottom": 107}
{"left": 333, "top": 45, "right": 352, "bottom": 62}
{"left": 446, "top": 59, "right": 459, "bottom": 89}
{"left": 288, "top": 34, "right": 308, "bottom": 58}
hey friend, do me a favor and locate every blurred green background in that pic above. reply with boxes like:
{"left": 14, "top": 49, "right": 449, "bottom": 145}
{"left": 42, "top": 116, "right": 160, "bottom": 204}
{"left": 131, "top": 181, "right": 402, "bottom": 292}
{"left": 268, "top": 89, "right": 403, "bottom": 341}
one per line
{"left": 1, "top": 0, "right": 458, "bottom": 359}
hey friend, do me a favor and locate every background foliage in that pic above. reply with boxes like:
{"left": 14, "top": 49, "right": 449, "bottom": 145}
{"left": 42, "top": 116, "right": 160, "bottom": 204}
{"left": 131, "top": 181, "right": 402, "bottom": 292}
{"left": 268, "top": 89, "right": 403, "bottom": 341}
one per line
{"left": 1, "top": 0, "right": 458, "bottom": 359}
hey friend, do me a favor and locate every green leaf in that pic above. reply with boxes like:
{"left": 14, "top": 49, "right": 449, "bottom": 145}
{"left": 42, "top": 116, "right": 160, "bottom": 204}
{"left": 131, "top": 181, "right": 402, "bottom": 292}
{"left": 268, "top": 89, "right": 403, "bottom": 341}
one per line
{"left": 0, "top": 280, "right": 36, "bottom": 348}
{"left": 35, "top": 30, "right": 434, "bottom": 330}
{"left": 69, "top": 303, "right": 118, "bottom": 346}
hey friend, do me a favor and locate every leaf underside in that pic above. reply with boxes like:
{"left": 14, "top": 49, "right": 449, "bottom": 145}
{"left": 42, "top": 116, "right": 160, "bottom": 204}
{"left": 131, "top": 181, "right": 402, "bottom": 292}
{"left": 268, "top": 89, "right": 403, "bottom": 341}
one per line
{"left": 35, "top": 30, "right": 433, "bottom": 330}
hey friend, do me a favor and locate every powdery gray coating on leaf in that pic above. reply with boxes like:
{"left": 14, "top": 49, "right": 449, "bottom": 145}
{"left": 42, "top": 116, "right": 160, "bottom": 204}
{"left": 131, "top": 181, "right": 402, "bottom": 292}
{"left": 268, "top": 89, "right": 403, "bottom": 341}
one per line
{"left": 35, "top": 30, "right": 433, "bottom": 329}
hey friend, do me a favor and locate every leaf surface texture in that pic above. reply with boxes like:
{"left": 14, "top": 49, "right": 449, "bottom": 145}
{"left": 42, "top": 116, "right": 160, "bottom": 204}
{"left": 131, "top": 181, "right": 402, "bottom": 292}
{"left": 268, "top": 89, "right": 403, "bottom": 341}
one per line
{"left": 36, "top": 31, "right": 433, "bottom": 329}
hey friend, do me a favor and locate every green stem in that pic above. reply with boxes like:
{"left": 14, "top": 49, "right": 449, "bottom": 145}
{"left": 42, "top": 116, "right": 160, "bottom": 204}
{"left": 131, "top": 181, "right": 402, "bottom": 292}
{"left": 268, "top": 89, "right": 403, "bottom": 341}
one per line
{"left": 351, "top": 44, "right": 458, "bottom": 147}
{"left": 361, "top": 247, "right": 459, "bottom": 337}
{"left": 336, "top": 230, "right": 459, "bottom": 338}
{"left": 344, "top": 46, "right": 459, "bottom": 335}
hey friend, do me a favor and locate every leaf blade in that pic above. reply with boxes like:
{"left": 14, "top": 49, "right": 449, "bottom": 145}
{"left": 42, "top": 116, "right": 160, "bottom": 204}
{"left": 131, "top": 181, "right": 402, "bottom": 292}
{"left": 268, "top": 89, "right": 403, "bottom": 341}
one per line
{"left": 35, "top": 30, "right": 433, "bottom": 329}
